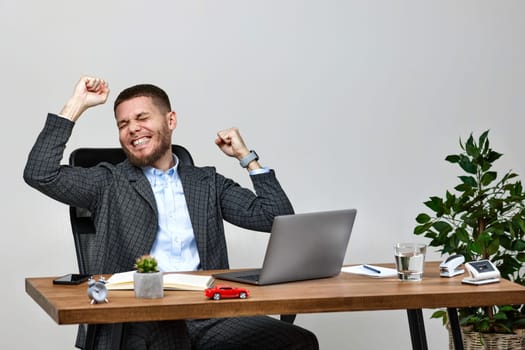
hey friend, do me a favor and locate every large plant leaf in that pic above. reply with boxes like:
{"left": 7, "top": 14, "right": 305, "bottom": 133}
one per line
{"left": 487, "top": 150, "right": 502, "bottom": 163}
{"left": 512, "top": 239, "right": 525, "bottom": 251}
{"left": 465, "top": 134, "right": 479, "bottom": 158}
{"left": 478, "top": 130, "right": 489, "bottom": 150}
{"left": 414, "top": 222, "right": 432, "bottom": 235}
{"left": 424, "top": 196, "right": 444, "bottom": 214}
{"left": 459, "top": 176, "right": 477, "bottom": 187}
{"left": 481, "top": 171, "right": 497, "bottom": 186}
{"left": 433, "top": 221, "right": 453, "bottom": 234}
{"left": 445, "top": 154, "right": 460, "bottom": 163}
{"left": 458, "top": 155, "right": 477, "bottom": 174}
{"left": 455, "top": 227, "right": 470, "bottom": 242}
{"left": 415, "top": 213, "right": 431, "bottom": 224}
{"left": 487, "top": 238, "right": 500, "bottom": 256}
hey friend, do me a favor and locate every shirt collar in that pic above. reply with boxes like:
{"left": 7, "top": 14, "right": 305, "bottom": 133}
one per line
{"left": 142, "top": 154, "right": 180, "bottom": 184}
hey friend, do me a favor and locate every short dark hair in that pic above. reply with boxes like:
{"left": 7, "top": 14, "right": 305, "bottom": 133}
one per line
{"left": 113, "top": 84, "right": 172, "bottom": 114}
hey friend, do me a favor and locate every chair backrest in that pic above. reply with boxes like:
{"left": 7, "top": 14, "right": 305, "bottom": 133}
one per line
{"left": 68, "top": 145, "right": 194, "bottom": 274}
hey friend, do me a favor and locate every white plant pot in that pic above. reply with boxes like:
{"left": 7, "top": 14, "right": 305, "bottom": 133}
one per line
{"left": 133, "top": 271, "right": 164, "bottom": 299}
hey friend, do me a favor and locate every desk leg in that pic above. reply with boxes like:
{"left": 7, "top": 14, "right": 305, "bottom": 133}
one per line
{"left": 447, "top": 308, "right": 464, "bottom": 350}
{"left": 407, "top": 309, "right": 428, "bottom": 350}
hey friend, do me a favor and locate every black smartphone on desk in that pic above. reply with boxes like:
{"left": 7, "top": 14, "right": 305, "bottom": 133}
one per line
{"left": 53, "top": 273, "right": 91, "bottom": 285}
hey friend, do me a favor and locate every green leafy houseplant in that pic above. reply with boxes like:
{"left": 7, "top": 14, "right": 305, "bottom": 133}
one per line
{"left": 414, "top": 130, "right": 525, "bottom": 334}
{"left": 134, "top": 255, "right": 159, "bottom": 273}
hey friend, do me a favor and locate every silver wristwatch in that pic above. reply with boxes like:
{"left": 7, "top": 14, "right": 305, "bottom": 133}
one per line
{"left": 239, "top": 150, "right": 259, "bottom": 168}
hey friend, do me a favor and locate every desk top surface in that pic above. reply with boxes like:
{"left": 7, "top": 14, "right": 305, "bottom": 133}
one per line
{"left": 26, "top": 262, "right": 525, "bottom": 325}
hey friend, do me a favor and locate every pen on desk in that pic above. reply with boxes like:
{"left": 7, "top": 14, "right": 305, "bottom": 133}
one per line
{"left": 363, "top": 265, "right": 381, "bottom": 274}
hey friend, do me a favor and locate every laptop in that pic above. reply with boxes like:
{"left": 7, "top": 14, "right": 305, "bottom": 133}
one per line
{"left": 213, "top": 209, "right": 357, "bottom": 285}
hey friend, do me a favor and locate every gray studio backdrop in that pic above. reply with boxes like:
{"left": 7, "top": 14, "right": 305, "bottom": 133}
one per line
{"left": 2, "top": 1, "right": 524, "bottom": 349}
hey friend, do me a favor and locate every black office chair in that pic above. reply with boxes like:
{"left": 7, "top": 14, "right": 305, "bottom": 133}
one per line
{"left": 68, "top": 145, "right": 294, "bottom": 349}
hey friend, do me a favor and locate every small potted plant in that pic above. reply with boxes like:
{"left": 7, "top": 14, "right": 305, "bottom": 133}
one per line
{"left": 414, "top": 130, "right": 525, "bottom": 349}
{"left": 133, "top": 255, "right": 163, "bottom": 299}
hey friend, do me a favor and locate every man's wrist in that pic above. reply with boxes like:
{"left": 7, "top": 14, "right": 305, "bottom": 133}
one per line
{"left": 60, "top": 98, "right": 86, "bottom": 122}
{"left": 249, "top": 166, "right": 269, "bottom": 175}
{"left": 239, "top": 150, "right": 259, "bottom": 168}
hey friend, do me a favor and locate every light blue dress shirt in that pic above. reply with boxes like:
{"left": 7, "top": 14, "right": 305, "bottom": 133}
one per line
{"left": 143, "top": 156, "right": 200, "bottom": 272}
{"left": 144, "top": 155, "right": 268, "bottom": 272}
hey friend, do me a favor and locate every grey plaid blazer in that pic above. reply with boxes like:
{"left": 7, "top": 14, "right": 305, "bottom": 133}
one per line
{"left": 24, "top": 114, "right": 294, "bottom": 275}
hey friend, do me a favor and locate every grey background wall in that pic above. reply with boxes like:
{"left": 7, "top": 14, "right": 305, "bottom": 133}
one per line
{"left": 2, "top": 1, "right": 524, "bottom": 348}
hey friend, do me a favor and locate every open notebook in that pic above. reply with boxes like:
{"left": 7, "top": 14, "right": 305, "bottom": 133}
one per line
{"left": 105, "top": 271, "right": 214, "bottom": 291}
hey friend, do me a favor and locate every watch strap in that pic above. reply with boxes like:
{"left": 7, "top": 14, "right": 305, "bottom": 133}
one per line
{"left": 239, "top": 150, "right": 259, "bottom": 168}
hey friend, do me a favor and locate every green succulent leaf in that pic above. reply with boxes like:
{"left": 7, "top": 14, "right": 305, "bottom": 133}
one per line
{"left": 134, "top": 254, "right": 159, "bottom": 273}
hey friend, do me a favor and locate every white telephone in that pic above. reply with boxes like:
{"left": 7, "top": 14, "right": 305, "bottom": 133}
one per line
{"left": 461, "top": 260, "right": 500, "bottom": 285}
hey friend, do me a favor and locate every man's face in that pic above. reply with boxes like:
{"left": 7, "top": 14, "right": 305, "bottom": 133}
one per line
{"left": 115, "top": 96, "right": 176, "bottom": 168}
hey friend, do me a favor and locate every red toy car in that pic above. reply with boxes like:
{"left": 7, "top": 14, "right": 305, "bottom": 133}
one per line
{"left": 205, "top": 285, "right": 250, "bottom": 300}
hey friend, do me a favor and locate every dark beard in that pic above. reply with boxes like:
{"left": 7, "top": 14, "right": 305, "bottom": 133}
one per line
{"left": 122, "top": 128, "right": 172, "bottom": 168}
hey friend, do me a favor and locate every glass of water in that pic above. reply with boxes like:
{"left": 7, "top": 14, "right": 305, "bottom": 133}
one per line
{"left": 394, "top": 243, "right": 427, "bottom": 281}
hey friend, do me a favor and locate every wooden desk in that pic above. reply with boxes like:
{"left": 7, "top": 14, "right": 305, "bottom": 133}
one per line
{"left": 26, "top": 262, "right": 525, "bottom": 349}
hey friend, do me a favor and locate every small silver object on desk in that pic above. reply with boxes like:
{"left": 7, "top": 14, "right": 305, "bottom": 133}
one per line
{"left": 87, "top": 276, "right": 109, "bottom": 304}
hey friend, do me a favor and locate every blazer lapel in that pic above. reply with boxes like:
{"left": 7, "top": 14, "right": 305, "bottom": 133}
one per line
{"left": 120, "top": 161, "right": 159, "bottom": 250}
{"left": 121, "top": 161, "right": 158, "bottom": 217}
{"left": 178, "top": 165, "right": 210, "bottom": 268}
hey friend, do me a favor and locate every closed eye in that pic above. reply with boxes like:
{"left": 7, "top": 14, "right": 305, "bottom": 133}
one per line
{"left": 137, "top": 112, "right": 150, "bottom": 121}
{"left": 117, "top": 112, "right": 150, "bottom": 129}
